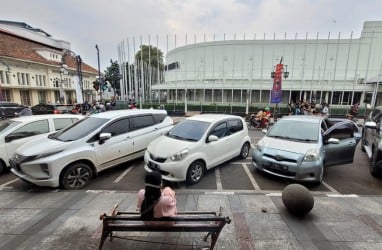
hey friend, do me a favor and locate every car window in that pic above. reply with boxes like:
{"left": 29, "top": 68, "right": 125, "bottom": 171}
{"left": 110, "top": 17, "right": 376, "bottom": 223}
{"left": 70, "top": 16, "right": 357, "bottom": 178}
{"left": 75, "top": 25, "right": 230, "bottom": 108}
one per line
{"left": 268, "top": 120, "right": 319, "bottom": 141}
{"left": 211, "top": 122, "right": 227, "bottom": 138}
{"left": 228, "top": 119, "right": 243, "bottom": 134}
{"left": 9, "top": 119, "right": 50, "bottom": 139}
{"left": 168, "top": 119, "right": 210, "bottom": 141}
{"left": 153, "top": 114, "right": 166, "bottom": 124}
{"left": 52, "top": 117, "right": 109, "bottom": 141}
{"left": 0, "top": 120, "right": 21, "bottom": 134}
{"left": 53, "top": 118, "right": 78, "bottom": 131}
{"left": 371, "top": 109, "right": 381, "bottom": 120}
{"left": 130, "top": 115, "right": 154, "bottom": 131}
{"left": 102, "top": 118, "right": 129, "bottom": 136}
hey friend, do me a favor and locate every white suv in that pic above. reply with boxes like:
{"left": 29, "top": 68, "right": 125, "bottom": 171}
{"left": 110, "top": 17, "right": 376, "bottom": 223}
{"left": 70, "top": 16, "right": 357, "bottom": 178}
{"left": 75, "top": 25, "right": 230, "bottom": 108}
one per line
{"left": 144, "top": 114, "right": 251, "bottom": 184}
{"left": 10, "top": 109, "right": 173, "bottom": 189}
{"left": 0, "top": 114, "right": 81, "bottom": 174}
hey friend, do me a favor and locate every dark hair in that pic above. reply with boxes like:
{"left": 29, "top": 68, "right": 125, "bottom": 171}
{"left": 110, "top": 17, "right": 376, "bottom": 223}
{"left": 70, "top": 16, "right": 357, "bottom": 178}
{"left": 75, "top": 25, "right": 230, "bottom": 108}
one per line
{"left": 140, "top": 171, "right": 162, "bottom": 220}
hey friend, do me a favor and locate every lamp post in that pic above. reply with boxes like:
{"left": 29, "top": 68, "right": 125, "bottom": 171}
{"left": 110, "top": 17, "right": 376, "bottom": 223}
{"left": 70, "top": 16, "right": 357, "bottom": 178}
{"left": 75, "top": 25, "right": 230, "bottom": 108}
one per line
{"left": 75, "top": 55, "right": 84, "bottom": 103}
{"left": 95, "top": 44, "right": 102, "bottom": 102}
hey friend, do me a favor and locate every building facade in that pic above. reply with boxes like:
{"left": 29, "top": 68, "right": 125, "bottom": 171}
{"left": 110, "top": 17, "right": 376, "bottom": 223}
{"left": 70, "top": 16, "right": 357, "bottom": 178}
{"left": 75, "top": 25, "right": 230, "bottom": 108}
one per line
{"left": 0, "top": 20, "right": 98, "bottom": 106}
{"left": 156, "top": 21, "right": 382, "bottom": 109}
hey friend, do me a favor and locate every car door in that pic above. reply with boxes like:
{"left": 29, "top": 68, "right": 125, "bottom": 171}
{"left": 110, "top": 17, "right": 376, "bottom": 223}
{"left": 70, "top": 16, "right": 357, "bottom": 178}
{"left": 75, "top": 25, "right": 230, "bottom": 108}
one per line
{"left": 205, "top": 121, "right": 231, "bottom": 167}
{"left": 93, "top": 117, "right": 134, "bottom": 169}
{"left": 226, "top": 118, "right": 246, "bottom": 158}
{"left": 128, "top": 115, "right": 158, "bottom": 155}
{"left": 5, "top": 119, "right": 50, "bottom": 160}
{"left": 323, "top": 121, "right": 360, "bottom": 167}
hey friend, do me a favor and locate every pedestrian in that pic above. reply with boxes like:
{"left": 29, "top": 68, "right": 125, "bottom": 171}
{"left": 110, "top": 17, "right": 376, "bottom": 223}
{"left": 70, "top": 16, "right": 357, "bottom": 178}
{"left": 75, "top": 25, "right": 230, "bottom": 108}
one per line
{"left": 321, "top": 102, "right": 330, "bottom": 117}
{"left": 136, "top": 171, "right": 177, "bottom": 225}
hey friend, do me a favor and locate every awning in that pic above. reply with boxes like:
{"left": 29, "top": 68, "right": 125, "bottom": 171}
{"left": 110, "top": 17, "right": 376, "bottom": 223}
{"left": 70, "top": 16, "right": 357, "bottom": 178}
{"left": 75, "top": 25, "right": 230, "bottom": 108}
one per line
{"left": 366, "top": 75, "right": 382, "bottom": 84}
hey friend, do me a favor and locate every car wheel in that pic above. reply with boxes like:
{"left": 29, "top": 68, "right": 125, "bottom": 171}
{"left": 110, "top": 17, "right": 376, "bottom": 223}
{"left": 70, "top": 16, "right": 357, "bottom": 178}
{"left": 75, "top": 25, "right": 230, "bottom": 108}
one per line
{"left": 60, "top": 163, "right": 93, "bottom": 190}
{"left": 360, "top": 133, "right": 366, "bottom": 152}
{"left": 0, "top": 160, "right": 5, "bottom": 174}
{"left": 239, "top": 142, "right": 250, "bottom": 159}
{"left": 370, "top": 150, "right": 379, "bottom": 177}
{"left": 186, "top": 160, "right": 205, "bottom": 185}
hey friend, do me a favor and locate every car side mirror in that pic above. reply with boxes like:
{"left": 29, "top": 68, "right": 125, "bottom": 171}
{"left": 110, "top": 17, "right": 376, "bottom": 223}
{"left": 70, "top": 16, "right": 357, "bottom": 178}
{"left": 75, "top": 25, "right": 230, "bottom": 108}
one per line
{"left": 327, "top": 138, "right": 340, "bottom": 144}
{"left": 5, "top": 134, "right": 18, "bottom": 143}
{"left": 99, "top": 132, "right": 112, "bottom": 144}
{"left": 207, "top": 134, "right": 219, "bottom": 142}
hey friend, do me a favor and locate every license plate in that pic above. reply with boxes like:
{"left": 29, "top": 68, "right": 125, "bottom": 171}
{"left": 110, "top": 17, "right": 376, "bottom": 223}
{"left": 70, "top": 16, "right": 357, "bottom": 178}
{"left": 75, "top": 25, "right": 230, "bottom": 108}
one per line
{"left": 148, "top": 161, "right": 159, "bottom": 170}
{"left": 270, "top": 163, "right": 288, "bottom": 172}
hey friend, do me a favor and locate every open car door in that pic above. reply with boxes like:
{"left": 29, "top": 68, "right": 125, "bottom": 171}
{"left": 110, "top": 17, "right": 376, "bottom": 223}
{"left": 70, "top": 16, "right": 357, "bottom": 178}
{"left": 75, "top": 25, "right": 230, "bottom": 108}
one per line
{"left": 323, "top": 120, "right": 361, "bottom": 167}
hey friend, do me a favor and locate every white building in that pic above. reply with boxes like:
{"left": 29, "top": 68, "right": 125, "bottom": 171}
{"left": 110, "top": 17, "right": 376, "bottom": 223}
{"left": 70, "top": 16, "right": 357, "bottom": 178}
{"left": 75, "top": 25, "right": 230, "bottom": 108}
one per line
{"left": 156, "top": 21, "right": 382, "bottom": 110}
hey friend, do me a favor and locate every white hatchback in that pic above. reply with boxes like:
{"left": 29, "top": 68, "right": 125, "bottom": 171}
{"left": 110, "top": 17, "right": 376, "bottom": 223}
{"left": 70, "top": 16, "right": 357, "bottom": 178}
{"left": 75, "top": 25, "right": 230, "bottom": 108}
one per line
{"left": 10, "top": 109, "right": 173, "bottom": 189}
{"left": 0, "top": 114, "right": 82, "bottom": 174}
{"left": 144, "top": 114, "right": 251, "bottom": 184}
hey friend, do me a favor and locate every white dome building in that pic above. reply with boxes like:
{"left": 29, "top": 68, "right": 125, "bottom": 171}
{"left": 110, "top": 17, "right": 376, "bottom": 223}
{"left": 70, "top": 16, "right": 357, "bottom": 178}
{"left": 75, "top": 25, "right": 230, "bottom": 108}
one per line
{"left": 154, "top": 21, "right": 382, "bottom": 113}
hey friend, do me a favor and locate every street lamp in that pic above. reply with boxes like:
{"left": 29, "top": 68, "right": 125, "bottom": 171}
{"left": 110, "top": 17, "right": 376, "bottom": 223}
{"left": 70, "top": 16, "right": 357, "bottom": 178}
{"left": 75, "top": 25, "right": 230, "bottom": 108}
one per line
{"left": 75, "top": 55, "right": 84, "bottom": 103}
{"left": 95, "top": 44, "right": 102, "bottom": 102}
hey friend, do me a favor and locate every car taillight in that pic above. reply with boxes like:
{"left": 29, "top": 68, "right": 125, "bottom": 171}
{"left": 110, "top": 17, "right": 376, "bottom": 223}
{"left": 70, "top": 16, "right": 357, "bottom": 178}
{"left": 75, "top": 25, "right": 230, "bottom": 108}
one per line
{"left": 53, "top": 110, "right": 61, "bottom": 114}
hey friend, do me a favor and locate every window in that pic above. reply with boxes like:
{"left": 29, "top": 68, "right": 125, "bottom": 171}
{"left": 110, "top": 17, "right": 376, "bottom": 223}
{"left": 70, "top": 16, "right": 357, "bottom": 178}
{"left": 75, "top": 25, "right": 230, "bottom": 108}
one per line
{"left": 38, "top": 91, "right": 46, "bottom": 103}
{"left": 228, "top": 119, "right": 243, "bottom": 134}
{"left": 19, "top": 90, "right": 31, "bottom": 106}
{"left": 9, "top": 120, "right": 50, "bottom": 140}
{"left": 130, "top": 115, "right": 154, "bottom": 131}
{"left": 1, "top": 89, "right": 11, "bottom": 102}
{"left": 153, "top": 114, "right": 166, "bottom": 124}
{"left": 0, "top": 70, "right": 4, "bottom": 84}
{"left": 54, "top": 118, "right": 79, "bottom": 131}
{"left": 102, "top": 118, "right": 130, "bottom": 136}
{"left": 211, "top": 122, "right": 227, "bottom": 138}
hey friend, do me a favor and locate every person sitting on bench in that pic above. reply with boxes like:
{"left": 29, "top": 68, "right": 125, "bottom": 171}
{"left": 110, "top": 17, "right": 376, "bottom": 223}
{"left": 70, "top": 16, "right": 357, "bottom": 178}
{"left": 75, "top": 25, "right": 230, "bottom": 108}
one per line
{"left": 136, "top": 171, "right": 177, "bottom": 225}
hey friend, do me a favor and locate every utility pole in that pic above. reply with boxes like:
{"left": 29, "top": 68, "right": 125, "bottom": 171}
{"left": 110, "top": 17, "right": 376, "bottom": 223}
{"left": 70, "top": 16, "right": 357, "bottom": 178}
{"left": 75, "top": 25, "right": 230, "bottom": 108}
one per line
{"left": 95, "top": 44, "right": 102, "bottom": 102}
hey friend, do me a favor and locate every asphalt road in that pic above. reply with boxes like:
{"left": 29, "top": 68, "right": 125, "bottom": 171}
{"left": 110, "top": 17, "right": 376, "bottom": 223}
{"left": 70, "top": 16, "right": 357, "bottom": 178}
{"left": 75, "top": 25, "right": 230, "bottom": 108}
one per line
{"left": 1, "top": 128, "right": 382, "bottom": 195}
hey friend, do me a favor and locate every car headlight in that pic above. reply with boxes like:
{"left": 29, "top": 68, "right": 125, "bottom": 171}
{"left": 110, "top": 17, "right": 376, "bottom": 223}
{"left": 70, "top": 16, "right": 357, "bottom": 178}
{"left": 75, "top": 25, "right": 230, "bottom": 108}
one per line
{"left": 33, "top": 150, "right": 63, "bottom": 160}
{"left": 254, "top": 141, "right": 264, "bottom": 153}
{"left": 170, "top": 149, "right": 189, "bottom": 161}
{"left": 303, "top": 148, "right": 319, "bottom": 162}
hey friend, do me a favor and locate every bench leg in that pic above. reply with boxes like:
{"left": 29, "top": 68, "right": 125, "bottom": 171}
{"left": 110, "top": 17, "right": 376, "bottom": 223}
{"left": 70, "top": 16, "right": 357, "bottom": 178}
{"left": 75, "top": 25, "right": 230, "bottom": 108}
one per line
{"left": 98, "top": 228, "right": 109, "bottom": 250}
{"left": 210, "top": 232, "right": 219, "bottom": 250}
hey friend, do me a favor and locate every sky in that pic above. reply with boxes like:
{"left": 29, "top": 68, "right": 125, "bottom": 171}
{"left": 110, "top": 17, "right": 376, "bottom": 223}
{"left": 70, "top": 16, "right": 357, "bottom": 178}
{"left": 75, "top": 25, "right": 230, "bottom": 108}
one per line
{"left": 1, "top": 0, "right": 381, "bottom": 71}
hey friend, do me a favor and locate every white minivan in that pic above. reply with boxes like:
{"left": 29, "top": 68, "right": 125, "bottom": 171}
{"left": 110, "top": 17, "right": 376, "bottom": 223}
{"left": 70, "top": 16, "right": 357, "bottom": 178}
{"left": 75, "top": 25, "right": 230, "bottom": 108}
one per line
{"left": 10, "top": 109, "right": 173, "bottom": 189}
{"left": 0, "top": 114, "right": 82, "bottom": 174}
{"left": 144, "top": 114, "right": 251, "bottom": 184}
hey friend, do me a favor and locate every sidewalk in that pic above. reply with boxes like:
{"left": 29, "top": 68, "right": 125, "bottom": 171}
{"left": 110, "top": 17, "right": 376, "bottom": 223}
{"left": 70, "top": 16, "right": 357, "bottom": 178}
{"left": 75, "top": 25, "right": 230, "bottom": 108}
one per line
{"left": 0, "top": 190, "right": 381, "bottom": 249}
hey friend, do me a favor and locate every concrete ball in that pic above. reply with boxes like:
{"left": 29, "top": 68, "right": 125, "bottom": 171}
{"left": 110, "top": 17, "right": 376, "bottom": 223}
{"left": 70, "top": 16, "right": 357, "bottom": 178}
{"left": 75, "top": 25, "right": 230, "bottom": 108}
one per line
{"left": 282, "top": 184, "right": 314, "bottom": 216}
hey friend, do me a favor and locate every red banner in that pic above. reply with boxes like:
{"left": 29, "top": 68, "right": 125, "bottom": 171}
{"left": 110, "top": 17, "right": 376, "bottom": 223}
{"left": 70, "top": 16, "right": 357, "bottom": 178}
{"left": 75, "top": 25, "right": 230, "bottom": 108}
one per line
{"left": 271, "top": 63, "right": 283, "bottom": 103}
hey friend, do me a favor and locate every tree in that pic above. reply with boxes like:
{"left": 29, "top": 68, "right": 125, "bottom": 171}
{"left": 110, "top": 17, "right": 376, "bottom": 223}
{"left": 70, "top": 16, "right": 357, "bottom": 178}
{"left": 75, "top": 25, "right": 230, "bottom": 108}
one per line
{"left": 104, "top": 60, "right": 122, "bottom": 97}
{"left": 134, "top": 45, "right": 165, "bottom": 102}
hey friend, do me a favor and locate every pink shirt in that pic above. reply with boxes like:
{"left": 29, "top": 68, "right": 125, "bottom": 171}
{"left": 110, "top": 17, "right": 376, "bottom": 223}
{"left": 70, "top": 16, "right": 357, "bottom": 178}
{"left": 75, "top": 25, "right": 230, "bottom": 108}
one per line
{"left": 136, "top": 187, "right": 177, "bottom": 225}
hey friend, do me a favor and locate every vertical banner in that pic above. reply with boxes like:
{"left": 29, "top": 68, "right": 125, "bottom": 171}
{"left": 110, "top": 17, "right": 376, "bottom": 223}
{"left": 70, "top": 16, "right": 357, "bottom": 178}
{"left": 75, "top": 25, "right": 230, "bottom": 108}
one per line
{"left": 271, "top": 63, "right": 283, "bottom": 103}
{"left": 74, "top": 76, "right": 83, "bottom": 103}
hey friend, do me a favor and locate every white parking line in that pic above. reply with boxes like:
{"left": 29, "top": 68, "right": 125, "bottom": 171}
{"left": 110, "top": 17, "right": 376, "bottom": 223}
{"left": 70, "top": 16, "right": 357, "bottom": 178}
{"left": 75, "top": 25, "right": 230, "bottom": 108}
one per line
{"left": 321, "top": 181, "right": 340, "bottom": 193}
{"left": 242, "top": 163, "right": 261, "bottom": 190}
{"left": 113, "top": 165, "right": 135, "bottom": 183}
{"left": 0, "top": 178, "right": 19, "bottom": 189}
{"left": 215, "top": 168, "right": 223, "bottom": 191}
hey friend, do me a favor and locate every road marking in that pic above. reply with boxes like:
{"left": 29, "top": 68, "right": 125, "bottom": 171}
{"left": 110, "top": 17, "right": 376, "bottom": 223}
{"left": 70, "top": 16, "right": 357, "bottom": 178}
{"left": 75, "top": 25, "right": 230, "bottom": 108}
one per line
{"left": 215, "top": 168, "right": 223, "bottom": 191}
{"left": 266, "top": 192, "right": 282, "bottom": 196}
{"left": 0, "top": 178, "right": 19, "bottom": 189}
{"left": 113, "top": 165, "right": 135, "bottom": 183}
{"left": 321, "top": 181, "right": 340, "bottom": 193}
{"left": 242, "top": 163, "right": 260, "bottom": 190}
{"left": 326, "top": 194, "right": 359, "bottom": 197}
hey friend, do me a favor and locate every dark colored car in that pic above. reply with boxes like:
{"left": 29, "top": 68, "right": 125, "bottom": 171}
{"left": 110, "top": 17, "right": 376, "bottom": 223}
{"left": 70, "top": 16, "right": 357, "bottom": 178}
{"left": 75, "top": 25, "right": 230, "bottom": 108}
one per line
{"left": 361, "top": 106, "right": 382, "bottom": 176}
{"left": 31, "top": 103, "right": 74, "bottom": 115}
{"left": 0, "top": 101, "right": 25, "bottom": 119}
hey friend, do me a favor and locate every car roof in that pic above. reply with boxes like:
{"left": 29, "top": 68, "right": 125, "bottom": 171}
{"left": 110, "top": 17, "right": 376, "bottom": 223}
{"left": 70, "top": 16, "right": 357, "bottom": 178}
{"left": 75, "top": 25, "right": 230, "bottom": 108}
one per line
{"left": 187, "top": 113, "right": 242, "bottom": 123}
{"left": 9, "top": 114, "right": 84, "bottom": 122}
{"left": 279, "top": 115, "right": 322, "bottom": 124}
{"left": 89, "top": 109, "right": 168, "bottom": 119}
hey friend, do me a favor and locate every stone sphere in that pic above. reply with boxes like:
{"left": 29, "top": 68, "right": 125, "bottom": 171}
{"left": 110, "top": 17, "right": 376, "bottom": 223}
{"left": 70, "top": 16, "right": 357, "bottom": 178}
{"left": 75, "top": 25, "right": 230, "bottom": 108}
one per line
{"left": 282, "top": 184, "right": 314, "bottom": 216}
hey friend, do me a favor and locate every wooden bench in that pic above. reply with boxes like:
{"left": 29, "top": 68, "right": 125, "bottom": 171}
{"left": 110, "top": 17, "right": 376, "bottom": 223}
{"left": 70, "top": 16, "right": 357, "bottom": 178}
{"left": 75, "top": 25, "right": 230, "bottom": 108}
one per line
{"left": 98, "top": 206, "right": 231, "bottom": 250}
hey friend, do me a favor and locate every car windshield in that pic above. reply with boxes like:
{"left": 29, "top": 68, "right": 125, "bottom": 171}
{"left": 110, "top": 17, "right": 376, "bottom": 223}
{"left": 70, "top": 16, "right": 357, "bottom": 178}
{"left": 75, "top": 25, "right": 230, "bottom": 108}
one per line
{"left": 267, "top": 120, "right": 319, "bottom": 142}
{"left": 0, "top": 120, "right": 21, "bottom": 134}
{"left": 49, "top": 116, "right": 109, "bottom": 142}
{"left": 167, "top": 119, "right": 210, "bottom": 141}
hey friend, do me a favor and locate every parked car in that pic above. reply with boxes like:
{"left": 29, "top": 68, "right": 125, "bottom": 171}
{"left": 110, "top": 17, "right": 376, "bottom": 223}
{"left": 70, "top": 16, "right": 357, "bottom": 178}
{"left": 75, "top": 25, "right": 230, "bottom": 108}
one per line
{"left": 10, "top": 109, "right": 174, "bottom": 189}
{"left": 361, "top": 106, "right": 382, "bottom": 176}
{"left": 144, "top": 114, "right": 251, "bottom": 185}
{"left": 0, "top": 101, "right": 25, "bottom": 119}
{"left": 31, "top": 103, "right": 74, "bottom": 115}
{"left": 252, "top": 115, "right": 361, "bottom": 184}
{"left": 0, "top": 114, "right": 82, "bottom": 174}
